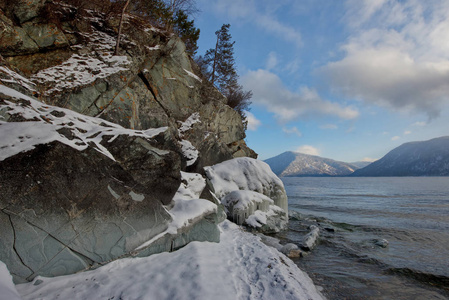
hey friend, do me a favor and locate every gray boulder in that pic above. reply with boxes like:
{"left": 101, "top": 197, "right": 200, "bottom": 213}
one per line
{"left": 300, "top": 225, "right": 320, "bottom": 251}
{"left": 0, "top": 137, "right": 180, "bottom": 282}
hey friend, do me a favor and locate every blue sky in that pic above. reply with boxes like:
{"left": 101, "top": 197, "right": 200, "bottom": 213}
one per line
{"left": 194, "top": 0, "right": 449, "bottom": 162}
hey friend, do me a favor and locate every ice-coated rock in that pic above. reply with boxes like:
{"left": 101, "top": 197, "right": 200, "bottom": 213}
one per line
{"left": 204, "top": 157, "right": 288, "bottom": 214}
{"left": 373, "top": 238, "right": 389, "bottom": 248}
{"left": 301, "top": 225, "right": 320, "bottom": 251}
{"left": 205, "top": 157, "right": 288, "bottom": 232}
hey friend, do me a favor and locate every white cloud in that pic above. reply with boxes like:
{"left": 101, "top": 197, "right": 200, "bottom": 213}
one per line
{"left": 322, "top": 1, "right": 449, "bottom": 119}
{"left": 404, "top": 130, "right": 412, "bottom": 135}
{"left": 296, "top": 145, "right": 320, "bottom": 156}
{"left": 391, "top": 136, "right": 400, "bottom": 141}
{"left": 205, "top": 0, "right": 302, "bottom": 48}
{"left": 413, "top": 121, "right": 426, "bottom": 126}
{"left": 361, "top": 157, "right": 377, "bottom": 162}
{"left": 343, "top": 0, "right": 388, "bottom": 28}
{"left": 256, "top": 14, "right": 303, "bottom": 48}
{"left": 266, "top": 52, "right": 279, "bottom": 70}
{"left": 242, "top": 69, "right": 359, "bottom": 122}
{"left": 282, "top": 126, "right": 302, "bottom": 137}
{"left": 320, "top": 124, "right": 338, "bottom": 130}
{"left": 246, "top": 112, "right": 261, "bottom": 131}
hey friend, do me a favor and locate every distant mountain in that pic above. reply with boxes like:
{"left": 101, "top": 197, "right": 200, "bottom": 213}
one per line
{"left": 349, "top": 161, "right": 373, "bottom": 169}
{"left": 264, "top": 151, "right": 359, "bottom": 177}
{"left": 352, "top": 136, "right": 449, "bottom": 176}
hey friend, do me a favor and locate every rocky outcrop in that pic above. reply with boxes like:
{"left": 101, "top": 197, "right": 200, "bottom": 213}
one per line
{"left": 0, "top": 2, "right": 255, "bottom": 169}
{"left": 0, "top": 1, "right": 255, "bottom": 283}
{"left": 0, "top": 91, "right": 181, "bottom": 282}
{"left": 204, "top": 158, "right": 288, "bottom": 233}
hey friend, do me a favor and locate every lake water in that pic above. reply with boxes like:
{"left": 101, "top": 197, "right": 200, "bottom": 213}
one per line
{"left": 277, "top": 177, "right": 449, "bottom": 299}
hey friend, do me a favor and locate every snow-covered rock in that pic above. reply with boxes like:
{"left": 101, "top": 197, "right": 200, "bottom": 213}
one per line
{"left": 136, "top": 171, "right": 219, "bottom": 252}
{"left": 205, "top": 157, "right": 288, "bottom": 232}
{"left": 205, "top": 157, "right": 288, "bottom": 213}
{"left": 0, "top": 88, "right": 183, "bottom": 283}
{"left": 222, "top": 190, "right": 273, "bottom": 216}
{"left": 221, "top": 190, "right": 287, "bottom": 232}
{"left": 16, "top": 221, "right": 324, "bottom": 300}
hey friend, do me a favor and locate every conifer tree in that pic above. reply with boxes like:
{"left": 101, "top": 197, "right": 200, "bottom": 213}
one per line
{"left": 204, "top": 24, "right": 238, "bottom": 91}
{"left": 203, "top": 24, "right": 252, "bottom": 123}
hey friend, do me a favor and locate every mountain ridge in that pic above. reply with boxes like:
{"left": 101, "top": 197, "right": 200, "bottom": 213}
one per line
{"left": 352, "top": 136, "right": 449, "bottom": 176}
{"left": 264, "top": 151, "right": 360, "bottom": 177}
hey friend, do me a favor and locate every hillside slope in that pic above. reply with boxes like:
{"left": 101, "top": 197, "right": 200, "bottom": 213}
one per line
{"left": 352, "top": 136, "right": 449, "bottom": 176}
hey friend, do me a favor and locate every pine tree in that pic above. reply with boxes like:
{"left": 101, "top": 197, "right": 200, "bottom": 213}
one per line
{"left": 204, "top": 24, "right": 238, "bottom": 92}
{"left": 203, "top": 24, "right": 252, "bottom": 123}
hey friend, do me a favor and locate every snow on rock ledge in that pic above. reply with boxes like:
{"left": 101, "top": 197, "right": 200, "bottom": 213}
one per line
{"left": 135, "top": 171, "right": 219, "bottom": 252}
{"left": 204, "top": 157, "right": 288, "bottom": 232}
{"left": 16, "top": 221, "right": 324, "bottom": 300}
{"left": 0, "top": 85, "right": 167, "bottom": 161}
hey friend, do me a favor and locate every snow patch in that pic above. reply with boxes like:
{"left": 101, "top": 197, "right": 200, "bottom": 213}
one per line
{"left": 184, "top": 68, "right": 202, "bottom": 82}
{"left": 173, "top": 171, "right": 206, "bottom": 201}
{"left": 129, "top": 191, "right": 145, "bottom": 202}
{"left": 178, "top": 112, "right": 201, "bottom": 136}
{"left": 107, "top": 185, "right": 120, "bottom": 200}
{"left": 205, "top": 158, "right": 289, "bottom": 231}
{"left": 0, "top": 66, "right": 36, "bottom": 91}
{"left": 0, "top": 85, "right": 167, "bottom": 161}
{"left": 179, "top": 139, "right": 199, "bottom": 166}
{"left": 145, "top": 45, "right": 161, "bottom": 51}
{"left": 31, "top": 31, "right": 131, "bottom": 95}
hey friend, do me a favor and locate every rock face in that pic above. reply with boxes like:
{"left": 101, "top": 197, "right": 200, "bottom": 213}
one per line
{"left": 352, "top": 136, "right": 449, "bottom": 176}
{"left": 265, "top": 151, "right": 359, "bottom": 177}
{"left": 0, "top": 1, "right": 255, "bottom": 283}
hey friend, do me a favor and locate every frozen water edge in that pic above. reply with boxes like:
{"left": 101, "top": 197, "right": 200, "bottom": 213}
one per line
{"left": 15, "top": 220, "right": 324, "bottom": 300}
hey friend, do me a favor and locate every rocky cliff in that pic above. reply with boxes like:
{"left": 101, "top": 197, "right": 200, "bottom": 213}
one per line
{"left": 0, "top": 0, "right": 256, "bottom": 283}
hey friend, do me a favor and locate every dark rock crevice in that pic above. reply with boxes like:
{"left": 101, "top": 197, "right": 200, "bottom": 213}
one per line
{"left": 4, "top": 211, "right": 34, "bottom": 274}
{"left": 137, "top": 71, "right": 172, "bottom": 119}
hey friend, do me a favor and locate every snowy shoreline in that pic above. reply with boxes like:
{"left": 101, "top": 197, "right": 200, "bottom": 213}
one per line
{"left": 9, "top": 221, "right": 324, "bottom": 300}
